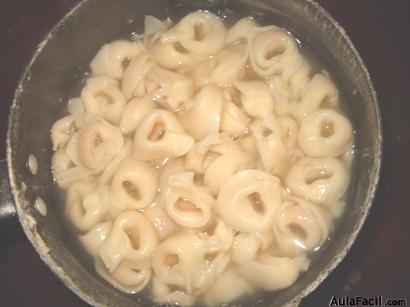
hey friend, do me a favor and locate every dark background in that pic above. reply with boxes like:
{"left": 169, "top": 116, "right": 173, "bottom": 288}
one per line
{"left": 0, "top": 0, "right": 409, "bottom": 306}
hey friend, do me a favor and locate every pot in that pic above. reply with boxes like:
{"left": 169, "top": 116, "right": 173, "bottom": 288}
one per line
{"left": 0, "top": 0, "right": 382, "bottom": 306}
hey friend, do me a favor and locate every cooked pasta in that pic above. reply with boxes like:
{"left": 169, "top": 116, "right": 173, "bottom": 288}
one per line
{"left": 50, "top": 11, "right": 355, "bottom": 306}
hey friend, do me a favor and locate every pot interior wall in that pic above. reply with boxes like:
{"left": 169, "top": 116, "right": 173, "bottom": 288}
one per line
{"left": 8, "top": 0, "right": 380, "bottom": 306}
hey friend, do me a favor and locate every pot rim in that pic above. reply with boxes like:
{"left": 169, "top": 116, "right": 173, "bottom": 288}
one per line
{"left": 6, "top": 0, "right": 383, "bottom": 306}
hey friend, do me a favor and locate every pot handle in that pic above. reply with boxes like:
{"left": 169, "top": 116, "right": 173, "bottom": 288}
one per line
{"left": 0, "top": 159, "right": 17, "bottom": 225}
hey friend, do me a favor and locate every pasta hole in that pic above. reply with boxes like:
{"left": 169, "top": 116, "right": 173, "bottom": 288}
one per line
{"left": 194, "top": 22, "right": 207, "bottom": 41}
{"left": 320, "top": 97, "right": 334, "bottom": 108}
{"left": 124, "top": 226, "right": 140, "bottom": 250}
{"left": 131, "top": 268, "right": 141, "bottom": 274}
{"left": 193, "top": 173, "right": 204, "bottom": 185}
{"left": 122, "top": 180, "right": 141, "bottom": 201}
{"left": 264, "top": 46, "right": 284, "bottom": 60}
{"left": 76, "top": 201, "right": 86, "bottom": 217}
{"left": 305, "top": 169, "right": 333, "bottom": 184}
{"left": 262, "top": 128, "right": 272, "bottom": 137}
{"left": 121, "top": 57, "right": 131, "bottom": 70}
{"left": 248, "top": 192, "right": 265, "bottom": 214}
{"left": 230, "top": 87, "right": 242, "bottom": 106}
{"left": 320, "top": 120, "right": 334, "bottom": 137}
{"left": 174, "top": 42, "right": 188, "bottom": 53}
{"left": 96, "top": 91, "right": 114, "bottom": 104}
{"left": 93, "top": 133, "right": 103, "bottom": 146}
{"left": 165, "top": 254, "right": 179, "bottom": 268}
{"left": 288, "top": 223, "right": 307, "bottom": 240}
{"left": 175, "top": 198, "right": 202, "bottom": 213}
{"left": 148, "top": 122, "right": 166, "bottom": 141}
{"left": 205, "top": 252, "right": 217, "bottom": 262}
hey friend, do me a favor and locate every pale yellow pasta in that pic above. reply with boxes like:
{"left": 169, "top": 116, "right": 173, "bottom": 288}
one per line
{"left": 50, "top": 115, "right": 74, "bottom": 151}
{"left": 217, "top": 170, "right": 282, "bottom": 232}
{"left": 192, "top": 47, "right": 248, "bottom": 87}
{"left": 208, "top": 47, "right": 248, "bottom": 87}
{"left": 239, "top": 134, "right": 258, "bottom": 157}
{"left": 144, "top": 199, "right": 180, "bottom": 240}
{"left": 161, "top": 172, "right": 214, "bottom": 228}
{"left": 237, "top": 253, "right": 309, "bottom": 291}
{"left": 179, "top": 85, "right": 223, "bottom": 141}
{"left": 294, "top": 73, "right": 338, "bottom": 118}
{"left": 235, "top": 234, "right": 269, "bottom": 266}
{"left": 77, "top": 118, "right": 124, "bottom": 172}
{"left": 226, "top": 17, "right": 258, "bottom": 44}
{"left": 203, "top": 149, "right": 254, "bottom": 195}
{"left": 202, "top": 269, "right": 253, "bottom": 307}
{"left": 248, "top": 26, "right": 302, "bottom": 79}
{"left": 146, "top": 66, "right": 195, "bottom": 109}
{"left": 65, "top": 132, "right": 82, "bottom": 166}
{"left": 285, "top": 157, "right": 349, "bottom": 203}
{"left": 79, "top": 221, "right": 112, "bottom": 258}
{"left": 221, "top": 88, "right": 250, "bottom": 137}
{"left": 67, "top": 98, "right": 86, "bottom": 127}
{"left": 161, "top": 11, "right": 226, "bottom": 58}
{"left": 273, "top": 197, "right": 331, "bottom": 257}
{"left": 81, "top": 76, "right": 126, "bottom": 125}
{"left": 298, "top": 108, "right": 353, "bottom": 158}
{"left": 109, "top": 157, "right": 158, "bottom": 216}
{"left": 151, "top": 276, "right": 197, "bottom": 307}
{"left": 95, "top": 258, "right": 151, "bottom": 293}
{"left": 52, "top": 151, "right": 93, "bottom": 188}
{"left": 289, "top": 58, "right": 312, "bottom": 101}
{"left": 278, "top": 115, "right": 299, "bottom": 152}
{"left": 234, "top": 80, "right": 274, "bottom": 118}
{"left": 232, "top": 233, "right": 263, "bottom": 265}
{"left": 267, "top": 75, "right": 292, "bottom": 115}
{"left": 119, "top": 97, "right": 155, "bottom": 134}
{"left": 90, "top": 40, "right": 144, "bottom": 79}
{"left": 197, "top": 218, "right": 235, "bottom": 253}
{"left": 250, "top": 115, "right": 291, "bottom": 177}
{"left": 184, "top": 133, "right": 243, "bottom": 179}
{"left": 158, "top": 158, "right": 186, "bottom": 192}
{"left": 194, "top": 252, "right": 231, "bottom": 293}
{"left": 99, "top": 210, "right": 158, "bottom": 272}
{"left": 152, "top": 231, "right": 205, "bottom": 292}
{"left": 51, "top": 12, "right": 356, "bottom": 306}
{"left": 151, "top": 40, "right": 196, "bottom": 70}
{"left": 121, "top": 53, "right": 156, "bottom": 99}
{"left": 66, "top": 182, "right": 109, "bottom": 232}
{"left": 133, "top": 110, "right": 194, "bottom": 160}
{"left": 99, "top": 139, "right": 132, "bottom": 185}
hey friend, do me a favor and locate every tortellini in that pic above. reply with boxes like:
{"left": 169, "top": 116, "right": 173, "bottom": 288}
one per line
{"left": 285, "top": 157, "right": 349, "bottom": 203}
{"left": 99, "top": 210, "right": 158, "bottom": 272}
{"left": 248, "top": 26, "right": 302, "bottom": 79}
{"left": 237, "top": 253, "right": 309, "bottom": 291}
{"left": 51, "top": 11, "right": 354, "bottom": 307}
{"left": 81, "top": 76, "right": 126, "bottom": 125}
{"left": 298, "top": 109, "right": 353, "bottom": 157}
{"left": 66, "top": 182, "right": 109, "bottom": 232}
{"left": 133, "top": 110, "right": 194, "bottom": 161}
{"left": 161, "top": 172, "right": 215, "bottom": 228}
{"left": 217, "top": 170, "right": 282, "bottom": 233}
{"left": 272, "top": 197, "right": 331, "bottom": 256}
{"left": 179, "top": 85, "right": 223, "bottom": 141}
{"left": 109, "top": 157, "right": 158, "bottom": 216}
{"left": 161, "top": 11, "right": 226, "bottom": 58}
{"left": 76, "top": 118, "right": 124, "bottom": 172}
{"left": 90, "top": 40, "right": 144, "bottom": 79}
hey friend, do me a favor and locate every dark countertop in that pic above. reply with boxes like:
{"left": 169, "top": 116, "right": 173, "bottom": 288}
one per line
{"left": 0, "top": 1, "right": 409, "bottom": 306}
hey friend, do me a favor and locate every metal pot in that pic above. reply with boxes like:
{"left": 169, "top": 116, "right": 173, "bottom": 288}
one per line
{"left": 0, "top": 0, "right": 382, "bottom": 306}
